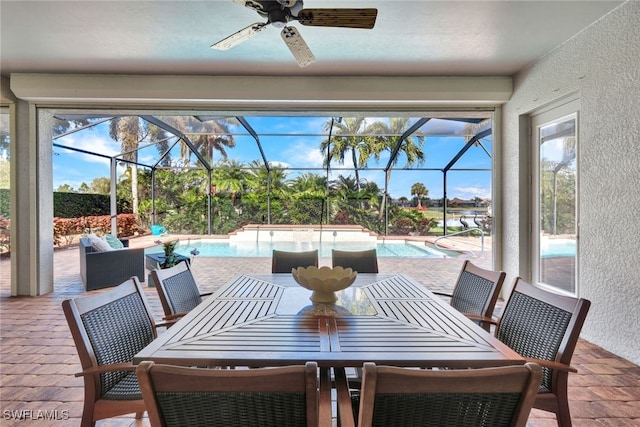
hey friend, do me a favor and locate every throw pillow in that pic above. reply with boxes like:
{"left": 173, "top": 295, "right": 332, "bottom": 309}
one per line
{"left": 104, "top": 233, "right": 125, "bottom": 249}
{"left": 86, "top": 234, "right": 113, "bottom": 252}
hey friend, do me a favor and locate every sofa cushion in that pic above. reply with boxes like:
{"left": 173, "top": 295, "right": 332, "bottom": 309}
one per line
{"left": 104, "top": 233, "right": 125, "bottom": 249}
{"left": 86, "top": 234, "right": 113, "bottom": 252}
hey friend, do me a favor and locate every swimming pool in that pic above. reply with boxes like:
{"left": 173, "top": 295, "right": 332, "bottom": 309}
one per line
{"left": 157, "top": 239, "right": 451, "bottom": 258}
{"left": 541, "top": 238, "right": 576, "bottom": 258}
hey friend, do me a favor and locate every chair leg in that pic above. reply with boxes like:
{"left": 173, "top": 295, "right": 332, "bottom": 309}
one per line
{"left": 80, "top": 416, "right": 95, "bottom": 427}
{"left": 80, "top": 402, "right": 95, "bottom": 427}
{"left": 555, "top": 394, "right": 572, "bottom": 427}
{"left": 135, "top": 411, "right": 144, "bottom": 420}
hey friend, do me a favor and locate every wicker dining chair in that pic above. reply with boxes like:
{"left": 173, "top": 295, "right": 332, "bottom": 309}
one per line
{"left": 432, "top": 260, "right": 506, "bottom": 331}
{"left": 272, "top": 249, "right": 319, "bottom": 273}
{"left": 136, "top": 361, "right": 330, "bottom": 427}
{"left": 494, "top": 278, "right": 591, "bottom": 427}
{"left": 62, "top": 277, "right": 168, "bottom": 427}
{"left": 331, "top": 249, "right": 379, "bottom": 273}
{"left": 151, "top": 260, "right": 212, "bottom": 321}
{"left": 336, "top": 362, "right": 542, "bottom": 427}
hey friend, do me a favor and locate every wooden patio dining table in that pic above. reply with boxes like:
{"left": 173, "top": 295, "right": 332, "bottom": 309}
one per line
{"left": 134, "top": 273, "right": 523, "bottom": 369}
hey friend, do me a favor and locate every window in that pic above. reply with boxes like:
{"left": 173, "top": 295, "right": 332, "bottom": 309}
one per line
{"left": 0, "top": 106, "right": 9, "bottom": 259}
{"left": 532, "top": 100, "right": 579, "bottom": 295}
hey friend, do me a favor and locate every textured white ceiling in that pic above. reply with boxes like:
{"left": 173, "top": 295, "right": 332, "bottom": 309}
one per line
{"left": 0, "top": 0, "right": 623, "bottom": 77}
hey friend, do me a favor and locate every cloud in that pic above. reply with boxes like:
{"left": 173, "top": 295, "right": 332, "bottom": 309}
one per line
{"left": 55, "top": 133, "right": 120, "bottom": 165}
{"left": 270, "top": 160, "right": 291, "bottom": 169}
{"left": 279, "top": 139, "right": 325, "bottom": 169}
{"left": 454, "top": 185, "right": 491, "bottom": 199}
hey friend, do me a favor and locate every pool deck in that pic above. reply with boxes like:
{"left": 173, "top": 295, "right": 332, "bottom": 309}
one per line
{"left": 1, "top": 234, "right": 639, "bottom": 426}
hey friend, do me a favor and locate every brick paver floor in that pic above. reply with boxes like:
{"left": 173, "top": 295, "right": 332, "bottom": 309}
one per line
{"left": 1, "top": 236, "right": 638, "bottom": 426}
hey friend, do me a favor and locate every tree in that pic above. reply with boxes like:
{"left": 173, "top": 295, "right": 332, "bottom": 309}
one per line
{"left": 0, "top": 158, "right": 9, "bottom": 189}
{"left": 213, "top": 159, "right": 248, "bottom": 206}
{"left": 288, "top": 173, "right": 328, "bottom": 224}
{"left": 77, "top": 182, "right": 90, "bottom": 193}
{"left": 245, "top": 160, "right": 288, "bottom": 199}
{"left": 370, "top": 118, "right": 426, "bottom": 217}
{"left": 289, "top": 173, "right": 326, "bottom": 198}
{"left": 319, "top": 118, "right": 384, "bottom": 192}
{"left": 162, "top": 116, "right": 239, "bottom": 165}
{"left": 89, "top": 177, "right": 111, "bottom": 195}
{"left": 411, "top": 182, "right": 428, "bottom": 208}
{"left": 56, "top": 184, "right": 75, "bottom": 193}
{"left": 243, "top": 160, "right": 289, "bottom": 224}
{"left": 109, "top": 116, "right": 146, "bottom": 215}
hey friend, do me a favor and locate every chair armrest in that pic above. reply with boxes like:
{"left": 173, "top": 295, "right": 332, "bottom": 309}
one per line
{"left": 432, "top": 291, "right": 452, "bottom": 298}
{"left": 524, "top": 357, "right": 578, "bottom": 373}
{"left": 333, "top": 367, "right": 356, "bottom": 427}
{"left": 163, "top": 312, "right": 188, "bottom": 321}
{"left": 155, "top": 319, "right": 178, "bottom": 329}
{"left": 464, "top": 313, "right": 498, "bottom": 325}
{"left": 75, "top": 362, "right": 136, "bottom": 377}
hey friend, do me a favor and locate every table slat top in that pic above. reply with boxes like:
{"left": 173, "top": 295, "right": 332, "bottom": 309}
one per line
{"left": 135, "top": 273, "right": 522, "bottom": 368}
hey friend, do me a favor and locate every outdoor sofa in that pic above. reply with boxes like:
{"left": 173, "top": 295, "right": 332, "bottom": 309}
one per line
{"left": 79, "top": 236, "right": 145, "bottom": 291}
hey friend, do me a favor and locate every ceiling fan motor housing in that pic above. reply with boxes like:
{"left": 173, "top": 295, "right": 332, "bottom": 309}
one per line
{"left": 268, "top": 8, "right": 289, "bottom": 27}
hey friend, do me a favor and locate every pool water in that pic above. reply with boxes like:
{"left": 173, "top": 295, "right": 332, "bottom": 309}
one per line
{"left": 541, "top": 238, "right": 576, "bottom": 258}
{"left": 163, "top": 240, "right": 450, "bottom": 258}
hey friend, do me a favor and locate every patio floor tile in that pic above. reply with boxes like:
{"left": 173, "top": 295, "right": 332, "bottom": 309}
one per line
{"left": 1, "top": 236, "right": 639, "bottom": 425}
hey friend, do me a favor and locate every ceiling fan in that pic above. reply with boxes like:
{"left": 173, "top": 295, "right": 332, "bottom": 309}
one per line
{"left": 211, "top": 0, "right": 377, "bottom": 67}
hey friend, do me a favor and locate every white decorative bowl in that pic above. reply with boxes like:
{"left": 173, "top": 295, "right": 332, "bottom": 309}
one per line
{"left": 292, "top": 266, "right": 357, "bottom": 303}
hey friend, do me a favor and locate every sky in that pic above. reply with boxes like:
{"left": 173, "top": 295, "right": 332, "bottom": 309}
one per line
{"left": 52, "top": 115, "right": 493, "bottom": 201}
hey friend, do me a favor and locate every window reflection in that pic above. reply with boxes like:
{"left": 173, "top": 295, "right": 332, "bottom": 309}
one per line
{"left": 538, "top": 116, "right": 577, "bottom": 294}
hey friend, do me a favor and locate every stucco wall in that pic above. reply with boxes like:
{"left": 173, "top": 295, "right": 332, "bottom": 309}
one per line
{"left": 502, "top": 0, "right": 640, "bottom": 364}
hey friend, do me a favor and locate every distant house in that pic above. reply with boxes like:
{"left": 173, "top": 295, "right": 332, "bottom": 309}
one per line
{"left": 448, "top": 198, "right": 475, "bottom": 208}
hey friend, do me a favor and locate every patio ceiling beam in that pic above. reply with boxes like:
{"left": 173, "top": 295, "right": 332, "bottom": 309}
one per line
{"left": 139, "top": 115, "right": 211, "bottom": 171}
{"left": 443, "top": 128, "right": 492, "bottom": 172}
{"left": 236, "top": 116, "right": 270, "bottom": 172}
{"left": 384, "top": 117, "right": 431, "bottom": 172}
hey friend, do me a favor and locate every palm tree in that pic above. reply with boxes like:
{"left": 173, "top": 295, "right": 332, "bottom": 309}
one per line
{"left": 411, "top": 182, "right": 428, "bottom": 208}
{"left": 242, "top": 159, "right": 290, "bottom": 223}
{"left": 289, "top": 173, "right": 328, "bottom": 224}
{"left": 289, "top": 173, "right": 327, "bottom": 198}
{"left": 330, "top": 174, "right": 378, "bottom": 209}
{"left": 319, "top": 118, "right": 384, "bottom": 192}
{"left": 162, "top": 116, "right": 238, "bottom": 166}
{"left": 370, "top": 117, "right": 426, "bottom": 217}
{"left": 148, "top": 123, "right": 173, "bottom": 167}
{"left": 375, "top": 118, "right": 426, "bottom": 165}
{"left": 212, "top": 159, "right": 247, "bottom": 206}
{"left": 245, "top": 160, "right": 288, "bottom": 197}
{"left": 109, "top": 116, "right": 148, "bottom": 215}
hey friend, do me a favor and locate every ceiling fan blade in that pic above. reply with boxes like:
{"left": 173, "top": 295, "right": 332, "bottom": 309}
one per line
{"left": 296, "top": 8, "right": 377, "bottom": 29}
{"left": 281, "top": 26, "right": 316, "bottom": 68}
{"left": 211, "top": 22, "right": 268, "bottom": 50}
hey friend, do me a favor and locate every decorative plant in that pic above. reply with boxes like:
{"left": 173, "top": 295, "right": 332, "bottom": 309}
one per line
{"left": 156, "top": 239, "right": 179, "bottom": 269}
